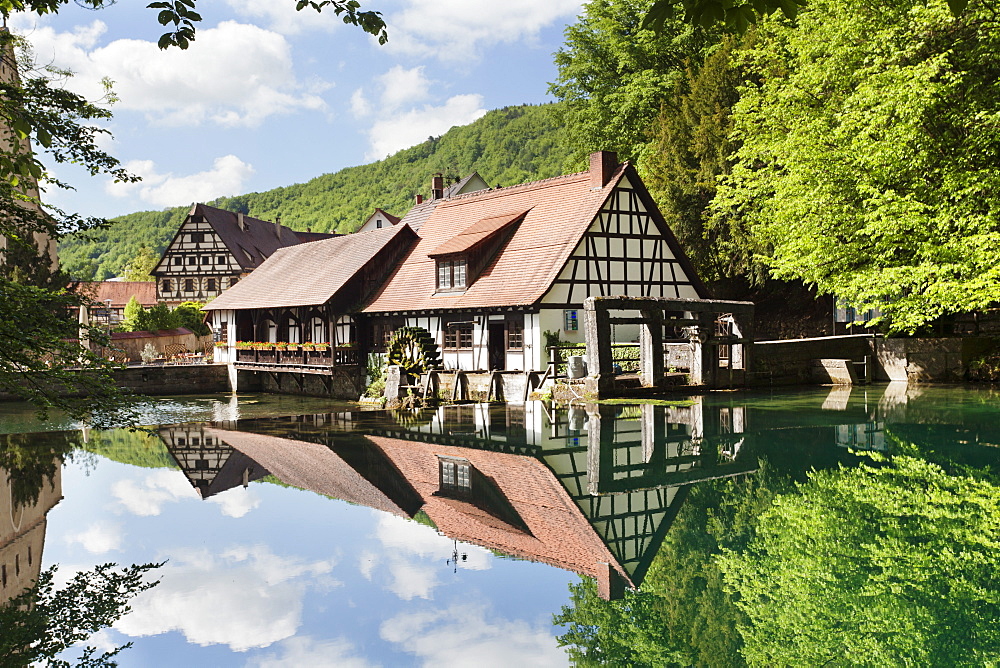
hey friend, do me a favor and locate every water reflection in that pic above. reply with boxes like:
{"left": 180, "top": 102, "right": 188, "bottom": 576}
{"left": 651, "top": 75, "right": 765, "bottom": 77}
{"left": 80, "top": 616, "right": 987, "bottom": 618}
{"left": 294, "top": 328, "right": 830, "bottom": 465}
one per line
{"left": 158, "top": 400, "right": 757, "bottom": 601}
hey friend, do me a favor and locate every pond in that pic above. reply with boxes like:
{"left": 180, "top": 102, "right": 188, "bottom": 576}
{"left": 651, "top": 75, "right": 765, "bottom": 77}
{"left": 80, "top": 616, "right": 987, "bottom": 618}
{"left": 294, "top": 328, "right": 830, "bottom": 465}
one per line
{"left": 3, "top": 385, "right": 1000, "bottom": 666}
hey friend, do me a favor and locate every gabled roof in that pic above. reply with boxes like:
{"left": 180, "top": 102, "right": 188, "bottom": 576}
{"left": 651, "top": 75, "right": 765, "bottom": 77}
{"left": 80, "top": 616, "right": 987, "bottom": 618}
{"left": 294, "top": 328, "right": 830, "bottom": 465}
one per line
{"left": 363, "top": 167, "right": 627, "bottom": 313}
{"left": 366, "top": 208, "right": 401, "bottom": 226}
{"left": 75, "top": 281, "right": 156, "bottom": 308}
{"left": 173, "top": 203, "right": 338, "bottom": 273}
{"left": 428, "top": 210, "right": 528, "bottom": 258}
{"left": 443, "top": 172, "right": 489, "bottom": 198}
{"left": 204, "top": 223, "right": 417, "bottom": 311}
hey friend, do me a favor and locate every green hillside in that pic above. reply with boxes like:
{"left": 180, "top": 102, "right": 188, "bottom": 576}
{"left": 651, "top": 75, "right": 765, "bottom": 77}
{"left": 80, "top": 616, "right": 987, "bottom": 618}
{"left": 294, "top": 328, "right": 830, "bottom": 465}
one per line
{"left": 60, "top": 103, "right": 574, "bottom": 280}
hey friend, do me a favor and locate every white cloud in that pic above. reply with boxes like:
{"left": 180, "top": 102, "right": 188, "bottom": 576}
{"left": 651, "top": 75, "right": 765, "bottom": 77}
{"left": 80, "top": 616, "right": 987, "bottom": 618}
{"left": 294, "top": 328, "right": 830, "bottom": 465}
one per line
{"left": 349, "top": 88, "right": 372, "bottom": 118}
{"left": 386, "top": 0, "right": 584, "bottom": 62}
{"left": 111, "top": 469, "right": 199, "bottom": 517}
{"left": 115, "top": 545, "right": 335, "bottom": 652}
{"left": 366, "top": 94, "right": 486, "bottom": 160}
{"left": 224, "top": 0, "right": 343, "bottom": 35}
{"left": 208, "top": 486, "right": 261, "bottom": 518}
{"left": 246, "top": 636, "right": 376, "bottom": 668}
{"left": 373, "top": 514, "right": 491, "bottom": 600}
{"left": 381, "top": 604, "right": 566, "bottom": 668}
{"left": 376, "top": 65, "right": 432, "bottom": 113}
{"left": 25, "top": 20, "right": 327, "bottom": 127}
{"left": 65, "top": 521, "right": 123, "bottom": 554}
{"left": 106, "top": 155, "right": 254, "bottom": 208}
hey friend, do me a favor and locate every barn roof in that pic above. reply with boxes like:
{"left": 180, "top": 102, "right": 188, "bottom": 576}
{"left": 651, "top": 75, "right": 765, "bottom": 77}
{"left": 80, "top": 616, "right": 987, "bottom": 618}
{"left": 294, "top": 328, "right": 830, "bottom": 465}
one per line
{"left": 204, "top": 223, "right": 416, "bottom": 311}
{"left": 363, "top": 164, "right": 627, "bottom": 313}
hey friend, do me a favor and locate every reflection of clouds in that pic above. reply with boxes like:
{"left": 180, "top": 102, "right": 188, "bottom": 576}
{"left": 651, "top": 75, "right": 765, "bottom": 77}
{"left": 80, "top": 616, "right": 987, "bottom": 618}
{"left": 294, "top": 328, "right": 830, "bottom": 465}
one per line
{"left": 358, "top": 549, "right": 377, "bottom": 580}
{"left": 208, "top": 486, "right": 261, "bottom": 518}
{"left": 112, "top": 470, "right": 198, "bottom": 516}
{"left": 374, "top": 514, "right": 491, "bottom": 601}
{"left": 65, "top": 521, "right": 123, "bottom": 554}
{"left": 115, "top": 545, "right": 336, "bottom": 651}
{"left": 381, "top": 603, "right": 566, "bottom": 667}
{"left": 245, "top": 636, "right": 376, "bottom": 668}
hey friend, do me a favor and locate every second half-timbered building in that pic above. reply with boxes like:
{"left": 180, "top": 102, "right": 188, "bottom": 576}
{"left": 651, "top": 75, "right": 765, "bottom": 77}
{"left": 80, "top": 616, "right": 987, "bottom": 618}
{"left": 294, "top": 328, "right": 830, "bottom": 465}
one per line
{"left": 152, "top": 203, "right": 337, "bottom": 306}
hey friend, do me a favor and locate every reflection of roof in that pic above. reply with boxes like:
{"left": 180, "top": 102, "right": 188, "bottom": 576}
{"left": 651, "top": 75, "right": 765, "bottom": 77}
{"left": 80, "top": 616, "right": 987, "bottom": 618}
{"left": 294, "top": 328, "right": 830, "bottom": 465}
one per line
{"left": 75, "top": 281, "right": 156, "bottom": 308}
{"left": 203, "top": 429, "right": 421, "bottom": 517}
{"left": 204, "top": 224, "right": 416, "bottom": 311}
{"left": 187, "top": 203, "right": 338, "bottom": 272}
{"left": 368, "top": 436, "right": 630, "bottom": 587}
{"left": 363, "top": 167, "right": 626, "bottom": 313}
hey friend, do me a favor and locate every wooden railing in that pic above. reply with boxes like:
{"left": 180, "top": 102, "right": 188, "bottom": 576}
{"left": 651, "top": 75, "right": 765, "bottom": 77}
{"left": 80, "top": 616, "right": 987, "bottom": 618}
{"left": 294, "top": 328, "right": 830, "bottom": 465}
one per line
{"left": 234, "top": 344, "right": 361, "bottom": 367}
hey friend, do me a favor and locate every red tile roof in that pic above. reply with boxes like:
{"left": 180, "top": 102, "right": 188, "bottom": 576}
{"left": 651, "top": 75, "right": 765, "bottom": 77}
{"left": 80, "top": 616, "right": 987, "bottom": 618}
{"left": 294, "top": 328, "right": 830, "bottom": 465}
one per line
{"left": 363, "top": 166, "right": 626, "bottom": 313}
{"left": 204, "top": 224, "right": 416, "bottom": 311}
{"left": 427, "top": 210, "right": 527, "bottom": 258}
{"left": 75, "top": 281, "right": 157, "bottom": 308}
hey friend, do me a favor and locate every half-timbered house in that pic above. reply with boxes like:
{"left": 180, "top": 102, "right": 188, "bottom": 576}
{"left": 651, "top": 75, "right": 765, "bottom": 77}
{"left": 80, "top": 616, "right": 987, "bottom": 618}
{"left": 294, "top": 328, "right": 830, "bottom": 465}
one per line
{"left": 152, "top": 203, "right": 337, "bottom": 306}
{"left": 363, "top": 151, "right": 708, "bottom": 371}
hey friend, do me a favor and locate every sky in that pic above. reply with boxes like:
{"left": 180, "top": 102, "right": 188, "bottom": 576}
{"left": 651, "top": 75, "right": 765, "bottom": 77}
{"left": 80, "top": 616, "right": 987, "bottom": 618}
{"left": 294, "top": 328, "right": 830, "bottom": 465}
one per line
{"left": 8, "top": 0, "right": 586, "bottom": 219}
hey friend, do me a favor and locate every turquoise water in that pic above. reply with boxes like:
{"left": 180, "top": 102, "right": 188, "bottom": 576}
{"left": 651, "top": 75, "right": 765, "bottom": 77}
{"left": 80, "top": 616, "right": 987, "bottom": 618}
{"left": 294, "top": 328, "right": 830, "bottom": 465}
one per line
{"left": 2, "top": 385, "right": 999, "bottom": 666}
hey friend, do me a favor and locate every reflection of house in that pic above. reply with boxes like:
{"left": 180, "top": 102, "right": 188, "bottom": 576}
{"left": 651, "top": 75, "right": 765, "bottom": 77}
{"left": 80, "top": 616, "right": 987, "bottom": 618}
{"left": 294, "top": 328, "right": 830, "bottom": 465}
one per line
{"left": 182, "top": 399, "right": 750, "bottom": 600}
{"left": 0, "top": 456, "right": 61, "bottom": 602}
{"left": 152, "top": 204, "right": 338, "bottom": 307}
{"left": 160, "top": 425, "right": 269, "bottom": 498}
{"left": 205, "top": 153, "right": 707, "bottom": 377}
{"left": 75, "top": 281, "right": 157, "bottom": 324}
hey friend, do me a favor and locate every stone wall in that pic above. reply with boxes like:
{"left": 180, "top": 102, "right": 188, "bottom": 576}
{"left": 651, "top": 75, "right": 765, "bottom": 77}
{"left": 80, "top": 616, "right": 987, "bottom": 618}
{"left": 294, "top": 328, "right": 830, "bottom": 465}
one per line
{"left": 753, "top": 335, "right": 999, "bottom": 385}
{"left": 253, "top": 367, "right": 366, "bottom": 400}
{"left": 111, "top": 363, "right": 230, "bottom": 395}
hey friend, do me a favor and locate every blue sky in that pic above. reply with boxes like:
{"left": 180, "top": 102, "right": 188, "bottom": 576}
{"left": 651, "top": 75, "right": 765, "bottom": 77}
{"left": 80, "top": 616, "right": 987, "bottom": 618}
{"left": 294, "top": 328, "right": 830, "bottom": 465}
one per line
{"left": 10, "top": 0, "right": 585, "bottom": 219}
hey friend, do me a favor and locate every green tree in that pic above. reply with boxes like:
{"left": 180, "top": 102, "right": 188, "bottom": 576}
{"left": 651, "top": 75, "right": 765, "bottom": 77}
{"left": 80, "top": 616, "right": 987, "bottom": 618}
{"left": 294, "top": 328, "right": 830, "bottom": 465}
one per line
{"left": 713, "top": 0, "right": 1000, "bottom": 333}
{"left": 719, "top": 455, "right": 1000, "bottom": 665}
{"left": 642, "top": 35, "right": 750, "bottom": 282}
{"left": 550, "top": 0, "right": 721, "bottom": 167}
{"left": 118, "top": 245, "right": 157, "bottom": 282}
{"left": 0, "top": 562, "right": 162, "bottom": 667}
{"left": 119, "top": 296, "right": 144, "bottom": 332}
{"left": 172, "top": 301, "right": 208, "bottom": 336}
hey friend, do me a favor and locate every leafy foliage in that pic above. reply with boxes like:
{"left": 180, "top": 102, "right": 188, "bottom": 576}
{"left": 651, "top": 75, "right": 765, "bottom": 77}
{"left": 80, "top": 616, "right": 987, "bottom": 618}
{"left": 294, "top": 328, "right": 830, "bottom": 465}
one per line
{"left": 118, "top": 299, "right": 208, "bottom": 336}
{"left": 719, "top": 455, "right": 1000, "bottom": 665}
{"left": 59, "top": 104, "right": 572, "bottom": 280}
{"left": 713, "top": 0, "right": 1000, "bottom": 332}
{"left": 550, "top": 0, "right": 720, "bottom": 167}
{"left": 117, "top": 246, "right": 157, "bottom": 282}
{"left": 0, "top": 562, "right": 162, "bottom": 667}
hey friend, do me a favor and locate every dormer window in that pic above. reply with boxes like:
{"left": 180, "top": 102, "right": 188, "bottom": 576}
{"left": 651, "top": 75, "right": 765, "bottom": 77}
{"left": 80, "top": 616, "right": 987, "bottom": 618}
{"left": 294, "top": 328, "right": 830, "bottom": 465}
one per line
{"left": 439, "top": 457, "right": 471, "bottom": 491}
{"left": 436, "top": 258, "right": 467, "bottom": 292}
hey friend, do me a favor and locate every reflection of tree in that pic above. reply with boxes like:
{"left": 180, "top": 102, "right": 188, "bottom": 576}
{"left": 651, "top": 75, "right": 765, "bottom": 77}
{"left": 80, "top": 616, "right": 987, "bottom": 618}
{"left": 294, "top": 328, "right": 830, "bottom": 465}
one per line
{"left": 719, "top": 457, "right": 1000, "bottom": 666}
{"left": 555, "top": 468, "right": 789, "bottom": 666}
{"left": 0, "top": 562, "right": 162, "bottom": 667}
{"left": 0, "top": 432, "right": 78, "bottom": 507}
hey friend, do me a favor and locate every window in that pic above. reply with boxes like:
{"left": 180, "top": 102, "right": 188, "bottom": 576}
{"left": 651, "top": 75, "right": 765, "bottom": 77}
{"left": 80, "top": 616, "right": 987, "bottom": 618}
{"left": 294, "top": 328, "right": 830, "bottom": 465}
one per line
{"left": 162, "top": 279, "right": 172, "bottom": 292}
{"left": 436, "top": 258, "right": 467, "bottom": 291}
{"left": 230, "top": 277, "right": 239, "bottom": 287}
{"left": 217, "top": 255, "right": 226, "bottom": 265}
{"left": 439, "top": 457, "right": 471, "bottom": 491}
{"left": 444, "top": 321, "right": 473, "bottom": 350}
{"left": 172, "top": 256, "right": 182, "bottom": 265}
{"left": 207, "top": 278, "right": 217, "bottom": 292}
{"left": 201, "top": 256, "right": 211, "bottom": 265}
{"left": 187, "top": 256, "right": 197, "bottom": 265}
{"left": 376, "top": 220, "right": 382, "bottom": 229}
{"left": 190, "top": 232, "right": 204, "bottom": 243}
{"left": 184, "top": 278, "right": 194, "bottom": 292}
{"left": 506, "top": 317, "right": 523, "bottom": 350}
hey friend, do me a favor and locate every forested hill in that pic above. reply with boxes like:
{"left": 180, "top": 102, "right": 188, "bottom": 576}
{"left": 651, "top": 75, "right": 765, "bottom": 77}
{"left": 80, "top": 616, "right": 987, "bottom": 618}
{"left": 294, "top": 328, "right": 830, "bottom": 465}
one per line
{"left": 60, "top": 103, "right": 573, "bottom": 280}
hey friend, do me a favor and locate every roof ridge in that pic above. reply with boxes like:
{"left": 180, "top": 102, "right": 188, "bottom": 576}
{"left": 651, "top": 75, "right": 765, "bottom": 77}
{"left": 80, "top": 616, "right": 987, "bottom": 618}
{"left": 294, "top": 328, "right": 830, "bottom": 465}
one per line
{"left": 440, "top": 170, "right": 589, "bottom": 204}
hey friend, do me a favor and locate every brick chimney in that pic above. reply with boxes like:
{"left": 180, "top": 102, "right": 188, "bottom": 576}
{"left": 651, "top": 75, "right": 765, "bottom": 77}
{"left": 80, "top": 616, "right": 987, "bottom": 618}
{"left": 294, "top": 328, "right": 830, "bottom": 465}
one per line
{"left": 274, "top": 215, "right": 281, "bottom": 240}
{"left": 589, "top": 151, "right": 619, "bottom": 189}
{"left": 431, "top": 173, "right": 444, "bottom": 200}
{"left": 415, "top": 194, "right": 424, "bottom": 205}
